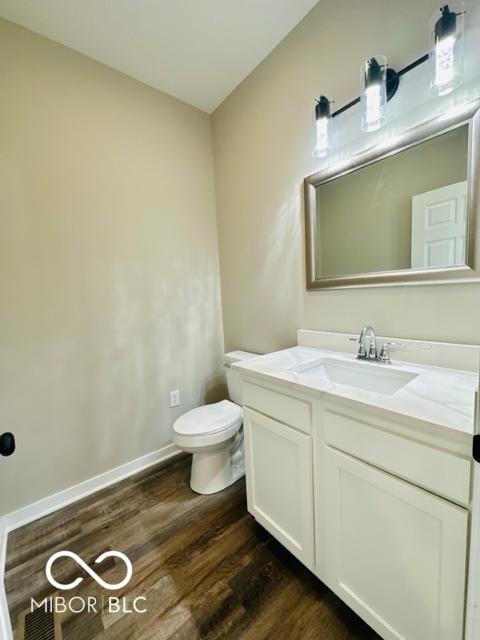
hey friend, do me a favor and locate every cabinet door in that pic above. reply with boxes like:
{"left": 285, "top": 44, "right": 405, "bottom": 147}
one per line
{"left": 243, "top": 408, "right": 314, "bottom": 567}
{"left": 320, "top": 446, "right": 468, "bottom": 640}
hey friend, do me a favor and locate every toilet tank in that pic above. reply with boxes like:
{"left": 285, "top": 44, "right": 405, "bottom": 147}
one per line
{"left": 224, "top": 351, "right": 258, "bottom": 405}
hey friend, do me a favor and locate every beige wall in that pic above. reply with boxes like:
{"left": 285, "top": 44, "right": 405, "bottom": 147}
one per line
{"left": 212, "top": 0, "right": 480, "bottom": 353}
{"left": 0, "top": 19, "right": 224, "bottom": 515}
{"left": 2, "top": 1, "right": 480, "bottom": 516}
{"left": 318, "top": 126, "right": 468, "bottom": 276}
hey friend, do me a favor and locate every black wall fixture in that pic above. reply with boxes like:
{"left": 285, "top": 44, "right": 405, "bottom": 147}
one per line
{"left": 474, "top": 434, "right": 480, "bottom": 464}
{"left": 331, "top": 54, "right": 428, "bottom": 119}
{"left": 312, "top": 3, "right": 466, "bottom": 156}
{"left": 0, "top": 432, "right": 16, "bottom": 456}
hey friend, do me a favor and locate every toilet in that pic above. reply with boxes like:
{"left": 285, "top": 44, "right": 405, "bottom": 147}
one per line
{"left": 173, "top": 351, "right": 257, "bottom": 494}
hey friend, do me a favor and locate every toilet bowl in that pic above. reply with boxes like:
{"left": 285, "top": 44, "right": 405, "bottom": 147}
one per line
{"left": 173, "top": 351, "right": 257, "bottom": 494}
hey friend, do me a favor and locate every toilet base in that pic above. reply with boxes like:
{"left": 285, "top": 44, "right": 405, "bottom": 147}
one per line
{"left": 190, "top": 439, "right": 245, "bottom": 495}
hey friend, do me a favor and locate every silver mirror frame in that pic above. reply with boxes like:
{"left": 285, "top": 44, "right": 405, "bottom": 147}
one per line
{"left": 304, "top": 100, "right": 480, "bottom": 290}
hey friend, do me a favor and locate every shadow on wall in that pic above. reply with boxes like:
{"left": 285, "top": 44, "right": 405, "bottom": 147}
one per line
{"left": 203, "top": 373, "right": 227, "bottom": 405}
{"left": 224, "top": 184, "right": 304, "bottom": 355}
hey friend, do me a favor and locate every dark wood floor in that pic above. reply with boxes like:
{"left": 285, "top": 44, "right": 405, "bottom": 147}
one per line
{"left": 6, "top": 455, "right": 380, "bottom": 639}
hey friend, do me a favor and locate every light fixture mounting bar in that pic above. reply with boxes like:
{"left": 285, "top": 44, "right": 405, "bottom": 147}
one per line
{"left": 331, "top": 53, "right": 429, "bottom": 119}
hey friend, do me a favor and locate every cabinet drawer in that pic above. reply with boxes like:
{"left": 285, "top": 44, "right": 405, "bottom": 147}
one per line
{"left": 242, "top": 381, "right": 312, "bottom": 434}
{"left": 324, "top": 410, "right": 471, "bottom": 506}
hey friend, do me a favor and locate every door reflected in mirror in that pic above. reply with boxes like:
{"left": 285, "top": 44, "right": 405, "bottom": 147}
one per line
{"left": 315, "top": 125, "right": 469, "bottom": 278}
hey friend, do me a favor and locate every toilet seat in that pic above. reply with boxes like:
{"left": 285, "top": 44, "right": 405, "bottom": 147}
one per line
{"left": 173, "top": 400, "right": 242, "bottom": 438}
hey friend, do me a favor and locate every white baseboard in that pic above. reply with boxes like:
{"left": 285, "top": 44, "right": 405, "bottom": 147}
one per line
{"left": 0, "top": 518, "right": 13, "bottom": 640}
{"left": 4, "top": 442, "right": 181, "bottom": 533}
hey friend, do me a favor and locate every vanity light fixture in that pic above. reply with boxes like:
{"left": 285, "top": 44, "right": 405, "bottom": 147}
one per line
{"left": 429, "top": 3, "right": 465, "bottom": 96}
{"left": 312, "top": 4, "right": 467, "bottom": 155}
{"left": 313, "top": 95, "right": 332, "bottom": 157}
{"left": 361, "top": 57, "right": 386, "bottom": 132}
{"left": 360, "top": 56, "right": 400, "bottom": 132}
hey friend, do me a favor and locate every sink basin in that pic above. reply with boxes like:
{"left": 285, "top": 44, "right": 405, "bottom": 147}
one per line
{"left": 292, "top": 357, "right": 418, "bottom": 396}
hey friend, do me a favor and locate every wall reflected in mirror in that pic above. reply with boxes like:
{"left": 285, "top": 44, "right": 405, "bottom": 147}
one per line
{"left": 315, "top": 124, "right": 469, "bottom": 278}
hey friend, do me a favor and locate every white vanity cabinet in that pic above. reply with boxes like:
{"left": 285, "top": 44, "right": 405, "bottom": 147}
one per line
{"left": 243, "top": 408, "right": 314, "bottom": 568}
{"left": 240, "top": 375, "right": 473, "bottom": 640}
{"left": 315, "top": 408, "right": 471, "bottom": 640}
{"left": 320, "top": 446, "right": 468, "bottom": 640}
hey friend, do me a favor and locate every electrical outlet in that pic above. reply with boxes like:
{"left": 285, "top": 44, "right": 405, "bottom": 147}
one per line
{"left": 169, "top": 389, "right": 180, "bottom": 408}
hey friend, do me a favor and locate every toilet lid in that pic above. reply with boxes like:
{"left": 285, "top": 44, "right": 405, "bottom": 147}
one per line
{"left": 173, "top": 400, "right": 242, "bottom": 437}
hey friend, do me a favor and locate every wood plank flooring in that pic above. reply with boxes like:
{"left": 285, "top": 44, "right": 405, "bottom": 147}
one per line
{"left": 6, "top": 455, "right": 380, "bottom": 639}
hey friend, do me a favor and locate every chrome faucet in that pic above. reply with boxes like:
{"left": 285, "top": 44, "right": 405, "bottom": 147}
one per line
{"left": 358, "top": 325, "right": 377, "bottom": 360}
{"left": 350, "top": 325, "right": 397, "bottom": 364}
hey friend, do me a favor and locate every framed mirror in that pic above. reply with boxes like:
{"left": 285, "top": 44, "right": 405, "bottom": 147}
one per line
{"left": 304, "top": 100, "right": 480, "bottom": 289}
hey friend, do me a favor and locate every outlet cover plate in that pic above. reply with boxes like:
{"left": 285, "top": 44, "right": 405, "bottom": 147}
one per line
{"left": 169, "top": 390, "right": 180, "bottom": 408}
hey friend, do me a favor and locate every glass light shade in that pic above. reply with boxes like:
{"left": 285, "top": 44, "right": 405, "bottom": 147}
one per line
{"left": 313, "top": 96, "right": 332, "bottom": 158}
{"left": 429, "top": 2, "right": 465, "bottom": 96}
{"left": 314, "top": 116, "right": 331, "bottom": 158}
{"left": 361, "top": 56, "right": 387, "bottom": 133}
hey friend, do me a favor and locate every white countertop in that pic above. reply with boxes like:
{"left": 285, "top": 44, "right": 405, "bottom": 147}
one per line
{"left": 234, "top": 347, "right": 478, "bottom": 435}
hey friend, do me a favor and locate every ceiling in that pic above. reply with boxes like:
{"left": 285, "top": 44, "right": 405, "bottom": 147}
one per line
{"left": 0, "top": 0, "right": 320, "bottom": 113}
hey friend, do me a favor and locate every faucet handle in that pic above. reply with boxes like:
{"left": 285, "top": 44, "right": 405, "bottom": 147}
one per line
{"left": 349, "top": 336, "right": 366, "bottom": 358}
{"left": 378, "top": 344, "right": 390, "bottom": 364}
{"left": 378, "top": 342, "right": 399, "bottom": 364}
